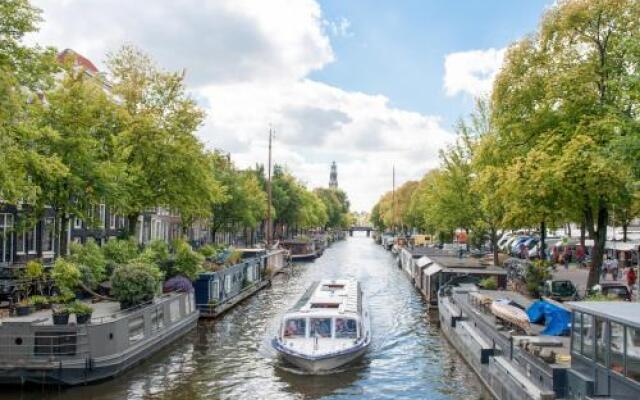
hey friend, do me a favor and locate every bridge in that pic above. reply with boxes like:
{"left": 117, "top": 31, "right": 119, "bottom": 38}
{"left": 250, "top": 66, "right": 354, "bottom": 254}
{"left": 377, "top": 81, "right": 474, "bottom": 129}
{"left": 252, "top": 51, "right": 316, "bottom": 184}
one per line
{"left": 349, "top": 226, "right": 373, "bottom": 237}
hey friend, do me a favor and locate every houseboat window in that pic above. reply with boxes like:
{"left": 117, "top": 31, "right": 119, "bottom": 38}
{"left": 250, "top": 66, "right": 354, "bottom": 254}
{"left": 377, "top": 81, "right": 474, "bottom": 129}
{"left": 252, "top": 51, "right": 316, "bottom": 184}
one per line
{"left": 581, "top": 313, "right": 594, "bottom": 359}
{"left": 42, "top": 217, "right": 55, "bottom": 253}
{"left": 34, "top": 332, "right": 77, "bottom": 356}
{"left": 129, "top": 316, "right": 145, "bottom": 343}
{"left": 610, "top": 321, "right": 625, "bottom": 374}
{"left": 335, "top": 318, "right": 357, "bottom": 339}
{"left": 209, "top": 280, "right": 220, "bottom": 300}
{"left": 169, "top": 300, "right": 180, "bottom": 322}
{"left": 152, "top": 307, "right": 164, "bottom": 331}
{"left": 310, "top": 303, "right": 339, "bottom": 309}
{"left": 595, "top": 317, "right": 607, "bottom": 365}
{"left": 284, "top": 318, "right": 306, "bottom": 338}
{"left": 626, "top": 327, "right": 640, "bottom": 383}
{"left": 224, "top": 275, "right": 232, "bottom": 294}
{"left": 571, "top": 313, "right": 582, "bottom": 354}
{"left": 310, "top": 318, "right": 332, "bottom": 338}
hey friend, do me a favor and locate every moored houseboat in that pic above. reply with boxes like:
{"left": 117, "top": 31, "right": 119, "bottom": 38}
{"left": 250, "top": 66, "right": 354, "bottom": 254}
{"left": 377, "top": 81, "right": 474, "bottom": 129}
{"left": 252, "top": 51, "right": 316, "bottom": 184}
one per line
{"left": 281, "top": 239, "right": 317, "bottom": 261}
{"left": 0, "top": 291, "right": 197, "bottom": 386}
{"left": 272, "top": 279, "right": 371, "bottom": 373}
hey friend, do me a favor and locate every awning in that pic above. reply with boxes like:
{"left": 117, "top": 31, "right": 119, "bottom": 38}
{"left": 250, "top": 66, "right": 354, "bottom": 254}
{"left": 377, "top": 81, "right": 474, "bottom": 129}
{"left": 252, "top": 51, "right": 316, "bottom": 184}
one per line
{"left": 416, "top": 256, "right": 433, "bottom": 268}
{"left": 424, "top": 264, "right": 442, "bottom": 276}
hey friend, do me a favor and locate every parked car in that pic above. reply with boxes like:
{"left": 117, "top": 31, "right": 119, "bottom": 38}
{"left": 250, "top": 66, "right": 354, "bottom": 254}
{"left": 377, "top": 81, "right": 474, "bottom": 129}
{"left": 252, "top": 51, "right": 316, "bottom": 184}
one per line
{"left": 541, "top": 280, "right": 579, "bottom": 301}
{"left": 591, "top": 282, "right": 632, "bottom": 301}
{"left": 510, "top": 236, "right": 531, "bottom": 256}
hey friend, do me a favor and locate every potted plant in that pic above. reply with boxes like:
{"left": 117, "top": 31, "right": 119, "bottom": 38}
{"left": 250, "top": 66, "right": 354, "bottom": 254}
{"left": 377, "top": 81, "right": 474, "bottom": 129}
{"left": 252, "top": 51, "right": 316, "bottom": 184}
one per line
{"left": 111, "top": 262, "right": 161, "bottom": 310}
{"left": 15, "top": 298, "right": 34, "bottom": 316}
{"left": 52, "top": 305, "right": 70, "bottom": 325}
{"left": 70, "top": 301, "right": 94, "bottom": 324}
{"left": 30, "top": 295, "right": 50, "bottom": 310}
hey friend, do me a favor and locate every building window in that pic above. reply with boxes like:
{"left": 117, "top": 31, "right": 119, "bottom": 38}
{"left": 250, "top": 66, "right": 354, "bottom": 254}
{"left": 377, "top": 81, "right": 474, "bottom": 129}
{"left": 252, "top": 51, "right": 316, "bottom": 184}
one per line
{"left": 99, "top": 204, "right": 106, "bottom": 227}
{"left": 27, "top": 225, "right": 36, "bottom": 254}
{"left": 42, "top": 217, "right": 55, "bottom": 253}
{"left": 74, "top": 216, "right": 82, "bottom": 229}
{"left": 0, "top": 214, "right": 14, "bottom": 263}
{"left": 109, "top": 212, "right": 116, "bottom": 229}
{"left": 610, "top": 321, "right": 625, "bottom": 374}
{"left": 582, "top": 313, "right": 594, "bottom": 359}
{"left": 626, "top": 327, "right": 640, "bottom": 383}
{"left": 595, "top": 317, "right": 606, "bottom": 365}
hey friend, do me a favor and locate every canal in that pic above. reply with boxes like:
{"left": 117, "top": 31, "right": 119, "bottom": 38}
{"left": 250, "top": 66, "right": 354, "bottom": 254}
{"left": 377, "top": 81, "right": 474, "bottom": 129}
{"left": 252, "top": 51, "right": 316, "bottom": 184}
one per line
{"left": 7, "top": 235, "right": 488, "bottom": 400}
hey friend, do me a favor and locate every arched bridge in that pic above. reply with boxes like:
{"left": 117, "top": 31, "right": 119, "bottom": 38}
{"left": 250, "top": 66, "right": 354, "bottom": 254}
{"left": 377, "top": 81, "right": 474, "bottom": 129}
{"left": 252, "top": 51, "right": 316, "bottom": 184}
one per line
{"left": 349, "top": 226, "right": 373, "bottom": 237}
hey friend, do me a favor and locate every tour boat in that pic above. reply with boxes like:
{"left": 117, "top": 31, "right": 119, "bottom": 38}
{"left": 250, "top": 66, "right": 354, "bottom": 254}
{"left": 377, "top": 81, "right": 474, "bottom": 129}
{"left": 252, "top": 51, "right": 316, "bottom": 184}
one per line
{"left": 272, "top": 279, "right": 371, "bottom": 373}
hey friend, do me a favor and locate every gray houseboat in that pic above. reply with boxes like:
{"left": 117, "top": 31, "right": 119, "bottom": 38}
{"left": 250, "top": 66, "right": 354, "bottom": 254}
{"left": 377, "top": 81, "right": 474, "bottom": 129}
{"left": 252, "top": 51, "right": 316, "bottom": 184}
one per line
{"left": 0, "top": 291, "right": 198, "bottom": 385}
{"left": 281, "top": 239, "right": 317, "bottom": 261}
{"left": 566, "top": 302, "right": 640, "bottom": 399}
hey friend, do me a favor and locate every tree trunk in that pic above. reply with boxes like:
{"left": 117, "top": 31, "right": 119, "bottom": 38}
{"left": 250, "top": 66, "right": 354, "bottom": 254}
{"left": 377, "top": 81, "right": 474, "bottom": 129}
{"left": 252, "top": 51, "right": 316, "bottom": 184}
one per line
{"left": 587, "top": 205, "right": 608, "bottom": 289}
{"left": 127, "top": 212, "right": 140, "bottom": 239}
{"left": 57, "top": 211, "right": 70, "bottom": 257}
{"left": 540, "top": 221, "right": 546, "bottom": 261}
{"left": 490, "top": 226, "right": 499, "bottom": 266}
{"left": 623, "top": 224, "right": 628, "bottom": 242}
{"left": 580, "top": 220, "right": 586, "bottom": 247}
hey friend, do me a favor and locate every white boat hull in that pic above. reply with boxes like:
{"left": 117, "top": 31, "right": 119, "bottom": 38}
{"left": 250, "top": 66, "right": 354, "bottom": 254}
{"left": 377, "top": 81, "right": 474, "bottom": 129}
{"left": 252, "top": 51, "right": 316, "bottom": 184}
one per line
{"left": 274, "top": 340, "right": 369, "bottom": 373}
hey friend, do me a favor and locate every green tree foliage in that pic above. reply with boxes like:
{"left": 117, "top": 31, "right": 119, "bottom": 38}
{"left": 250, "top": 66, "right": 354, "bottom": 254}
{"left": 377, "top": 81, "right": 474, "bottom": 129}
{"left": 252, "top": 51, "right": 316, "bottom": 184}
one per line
{"left": 314, "top": 188, "right": 351, "bottom": 229}
{"left": 171, "top": 239, "right": 204, "bottom": 279}
{"left": 68, "top": 240, "right": 107, "bottom": 289}
{"left": 210, "top": 152, "right": 267, "bottom": 238}
{"left": 106, "top": 45, "right": 223, "bottom": 235}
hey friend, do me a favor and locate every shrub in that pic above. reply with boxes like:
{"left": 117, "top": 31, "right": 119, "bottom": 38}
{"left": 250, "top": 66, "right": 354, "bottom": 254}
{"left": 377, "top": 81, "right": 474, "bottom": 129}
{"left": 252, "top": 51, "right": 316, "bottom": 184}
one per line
{"left": 52, "top": 258, "right": 81, "bottom": 295}
{"left": 67, "top": 301, "right": 94, "bottom": 315}
{"left": 111, "top": 262, "right": 161, "bottom": 308}
{"left": 163, "top": 275, "right": 194, "bottom": 293}
{"left": 198, "top": 244, "right": 219, "bottom": 259}
{"left": 526, "top": 260, "right": 552, "bottom": 297}
{"left": 226, "top": 249, "right": 242, "bottom": 266}
{"left": 102, "top": 239, "right": 139, "bottom": 271}
{"left": 69, "top": 239, "right": 107, "bottom": 289}
{"left": 479, "top": 276, "right": 498, "bottom": 290}
{"left": 50, "top": 292, "right": 75, "bottom": 304}
{"left": 30, "top": 295, "right": 49, "bottom": 306}
{"left": 172, "top": 240, "right": 204, "bottom": 280}
{"left": 25, "top": 260, "right": 45, "bottom": 280}
{"left": 136, "top": 240, "right": 170, "bottom": 267}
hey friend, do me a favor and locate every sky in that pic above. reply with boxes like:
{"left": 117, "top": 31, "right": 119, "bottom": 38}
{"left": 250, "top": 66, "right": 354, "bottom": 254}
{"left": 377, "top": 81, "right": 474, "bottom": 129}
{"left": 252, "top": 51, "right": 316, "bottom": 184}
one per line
{"left": 27, "top": 0, "right": 553, "bottom": 212}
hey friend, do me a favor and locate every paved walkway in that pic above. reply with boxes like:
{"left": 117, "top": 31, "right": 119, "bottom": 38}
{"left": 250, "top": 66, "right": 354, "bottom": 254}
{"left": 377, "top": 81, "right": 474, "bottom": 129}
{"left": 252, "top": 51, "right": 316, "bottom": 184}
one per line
{"left": 550, "top": 263, "right": 637, "bottom": 299}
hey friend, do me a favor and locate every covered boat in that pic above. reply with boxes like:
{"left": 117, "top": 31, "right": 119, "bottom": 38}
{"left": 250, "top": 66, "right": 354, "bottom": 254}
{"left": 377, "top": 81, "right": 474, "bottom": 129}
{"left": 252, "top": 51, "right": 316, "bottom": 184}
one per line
{"left": 272, "top": 279, "right": 371, "bottom": 373}
{"left": 281, "top": 239, "right": 317, "bottom": 261}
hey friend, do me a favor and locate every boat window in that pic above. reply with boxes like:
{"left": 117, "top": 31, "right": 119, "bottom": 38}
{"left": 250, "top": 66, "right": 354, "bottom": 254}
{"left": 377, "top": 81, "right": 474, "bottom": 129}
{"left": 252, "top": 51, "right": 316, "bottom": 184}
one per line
{"left": 152, "top": 307, "right": 164, "bottom": 331}
{"left": 209, "top": 280, "right": 220, "bottom": 300}
{"left": 310, "top": 318, "right": 332, "bottom": 338}
{"left": 224, "top": 274, "right": 232, "bottom": 294}
{"left": 610, "top": 321, "right": 624, "bottom": 374}
{"left": 321, "top": 284, "right": 344, "bottom": 291}
{"left": 581, "top": 313, "right": 594, "bottom": 359}
{"left": 335, "top": 318, "right": 357, "bottom": 339}
{"left": 626, "top": 326, "right": 640, "bottom": 383}
{"left": 34, "top": 332, "right": 77, "bottom": 356}
{"left": 169, "top": 300, "right": 180, "bottom": 322}
{"left": 129, "top": 316, "right": 145, "bottom": 343}
{"left": 310, "top": 303, "right": 339, "bottom": 309}
{"left": 595, "top": 317, "right": 606, "bottom": 365}
{"left": 572, "top": 313, "right": 583, "bottom": 354}
{"left": 284, "top": 318, "right": 306, "bottom": 338}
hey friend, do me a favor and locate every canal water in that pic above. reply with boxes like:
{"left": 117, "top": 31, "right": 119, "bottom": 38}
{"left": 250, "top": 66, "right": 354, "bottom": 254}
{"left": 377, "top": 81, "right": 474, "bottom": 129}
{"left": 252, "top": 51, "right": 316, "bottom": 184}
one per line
{"left": 6, "top": 235, "right": 489, "bottom": 400}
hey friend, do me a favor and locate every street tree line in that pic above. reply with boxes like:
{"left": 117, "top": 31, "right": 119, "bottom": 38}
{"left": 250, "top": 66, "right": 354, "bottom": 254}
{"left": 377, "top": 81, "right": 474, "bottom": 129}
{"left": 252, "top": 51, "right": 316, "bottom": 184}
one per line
{"left": 371, "top": 0, "right": 640, "bottom": 287}
{"left": 0, "top": 0, "right": 351, "bottom": 254}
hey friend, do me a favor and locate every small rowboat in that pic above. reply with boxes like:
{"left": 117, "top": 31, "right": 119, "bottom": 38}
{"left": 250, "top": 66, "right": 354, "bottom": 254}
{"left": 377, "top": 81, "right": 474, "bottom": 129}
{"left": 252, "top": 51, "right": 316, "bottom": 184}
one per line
{"left": 490, "top": 301, "right": 531, "bottom": 334}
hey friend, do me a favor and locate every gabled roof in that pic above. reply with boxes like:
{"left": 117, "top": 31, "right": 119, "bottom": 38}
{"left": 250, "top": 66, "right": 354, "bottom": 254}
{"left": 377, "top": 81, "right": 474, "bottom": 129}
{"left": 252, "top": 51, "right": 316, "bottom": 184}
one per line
{"left": 57, "top": 49, "right": 99, "bottom": 75}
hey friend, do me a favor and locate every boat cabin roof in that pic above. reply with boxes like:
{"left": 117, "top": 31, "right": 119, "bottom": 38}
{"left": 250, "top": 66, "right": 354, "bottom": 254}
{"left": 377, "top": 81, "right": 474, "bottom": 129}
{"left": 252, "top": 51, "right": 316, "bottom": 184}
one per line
{"left": 567, "top": 301, "right": 640, "bottom": 328}
{"left": 286, "top": 280, "right": 362, "bottom": 318}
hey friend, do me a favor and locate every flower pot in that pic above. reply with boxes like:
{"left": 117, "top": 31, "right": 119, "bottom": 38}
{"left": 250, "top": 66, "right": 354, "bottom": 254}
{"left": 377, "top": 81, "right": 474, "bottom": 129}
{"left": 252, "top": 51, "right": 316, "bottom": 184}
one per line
{"left": 76, "top": 313, "right": 92, "bottom": 324}
{"left": 16, "top": 305, "right": 33, "bottom": 316}
{"left": 52, "top": 313, "right": 70, "bottom": 325}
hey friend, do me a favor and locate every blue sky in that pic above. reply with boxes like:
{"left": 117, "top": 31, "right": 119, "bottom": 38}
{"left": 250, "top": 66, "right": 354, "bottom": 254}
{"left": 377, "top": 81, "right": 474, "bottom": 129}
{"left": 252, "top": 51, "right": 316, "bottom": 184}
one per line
{"left": 315, "top": 0, "right": 553, "bottom": 128}
{"left": 30, "top": 0, "right": 555, "bottom": 211}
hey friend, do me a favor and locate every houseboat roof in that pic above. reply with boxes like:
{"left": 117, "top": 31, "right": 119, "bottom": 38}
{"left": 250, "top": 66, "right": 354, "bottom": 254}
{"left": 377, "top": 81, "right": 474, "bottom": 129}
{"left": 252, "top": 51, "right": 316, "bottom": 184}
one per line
{"left": 288, "top": 279, "right": 361, "bottom": 316}
{"left": 567, "top": 301, "right": 640, "bottom": 328}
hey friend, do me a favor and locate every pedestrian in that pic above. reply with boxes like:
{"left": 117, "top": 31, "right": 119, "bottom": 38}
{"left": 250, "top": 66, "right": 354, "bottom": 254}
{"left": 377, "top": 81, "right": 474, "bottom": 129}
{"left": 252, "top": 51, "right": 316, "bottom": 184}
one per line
{"left": 576, "top": 244, "right": 586, "bottom": 268}
{"left": 602, "top": 258, "right": 610, "bottom": 281}
{"left": 552, "top": 246, "right": 559, "bottom": 265}
{"left": 610, "top": 256, "right": 619, "bottom": 281}
{"left": 563, "top": 247, "right": 571, "bottom": 270}
{"left": 523, "top": 244, "right": 530, "bottom": 260}
{"left": 627, "top": 267, "right": 637, "bottom": 288}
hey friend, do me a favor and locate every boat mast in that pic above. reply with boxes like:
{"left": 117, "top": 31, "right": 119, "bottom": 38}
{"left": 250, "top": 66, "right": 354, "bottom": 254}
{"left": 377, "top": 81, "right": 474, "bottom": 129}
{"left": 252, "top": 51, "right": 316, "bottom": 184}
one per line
{"left": 267, "top": 126, "right": 273, "bottom": 247}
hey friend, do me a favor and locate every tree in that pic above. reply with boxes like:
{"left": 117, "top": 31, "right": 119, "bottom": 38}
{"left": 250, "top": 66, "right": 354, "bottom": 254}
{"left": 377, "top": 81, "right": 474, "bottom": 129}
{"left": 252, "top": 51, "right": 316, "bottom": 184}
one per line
{"left": 106, "top": 45, "right": 223, "bottom": 237}
{"left": 314, "top": 188, "right": 351, "bottom": 229}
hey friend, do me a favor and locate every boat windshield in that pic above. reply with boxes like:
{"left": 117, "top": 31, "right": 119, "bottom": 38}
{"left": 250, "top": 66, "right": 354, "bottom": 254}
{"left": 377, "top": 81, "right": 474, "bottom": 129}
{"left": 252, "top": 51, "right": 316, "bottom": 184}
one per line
{"left": 284, "top": 318, "right": 306, "bottom": 338}
{"left": 335, "top": 318, "right": 357, "bottom": 339}
{"left": 310, "top": 318, "right": 332, "bottom": 338}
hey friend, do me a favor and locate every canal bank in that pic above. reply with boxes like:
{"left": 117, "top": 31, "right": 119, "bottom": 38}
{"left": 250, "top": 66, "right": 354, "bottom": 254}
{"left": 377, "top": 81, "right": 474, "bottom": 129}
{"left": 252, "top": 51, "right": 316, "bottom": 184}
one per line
{"left": 1, "top": 235, "right": 489, "bottom": 400}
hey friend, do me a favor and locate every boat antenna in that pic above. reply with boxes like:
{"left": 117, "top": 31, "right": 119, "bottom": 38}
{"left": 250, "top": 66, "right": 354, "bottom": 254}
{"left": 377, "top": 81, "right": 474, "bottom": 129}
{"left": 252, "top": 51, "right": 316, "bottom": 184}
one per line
{"left": 267, "top": 125, "right": 274, "bottom": 247}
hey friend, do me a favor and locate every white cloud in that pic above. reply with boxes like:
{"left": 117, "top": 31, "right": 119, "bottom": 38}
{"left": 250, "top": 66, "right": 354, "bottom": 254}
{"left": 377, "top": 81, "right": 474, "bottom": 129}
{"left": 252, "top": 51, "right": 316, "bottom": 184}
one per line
{"left": 325, "top": 17, "right": 353, "bottom": 38}
{"left": 443, "top": 47, "right": 505, "bottom": 98}
{"left": 28, "top": 0, "right": 453, "bottom": 211}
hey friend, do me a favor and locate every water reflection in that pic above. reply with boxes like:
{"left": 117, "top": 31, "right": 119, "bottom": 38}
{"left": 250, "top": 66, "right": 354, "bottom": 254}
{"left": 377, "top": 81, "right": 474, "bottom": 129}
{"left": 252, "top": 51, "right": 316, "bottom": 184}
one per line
{"left": 3, "top": 235, "right": 490, "bottom": 400}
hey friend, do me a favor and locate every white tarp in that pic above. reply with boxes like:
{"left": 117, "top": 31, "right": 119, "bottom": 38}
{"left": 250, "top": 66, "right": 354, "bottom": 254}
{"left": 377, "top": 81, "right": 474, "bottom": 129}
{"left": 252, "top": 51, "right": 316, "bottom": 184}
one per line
{"left": 424, "top": 264, "right": 442, "bottom": 276}
{"left": 416, "top": 256, "right": 432, "bottom": 268}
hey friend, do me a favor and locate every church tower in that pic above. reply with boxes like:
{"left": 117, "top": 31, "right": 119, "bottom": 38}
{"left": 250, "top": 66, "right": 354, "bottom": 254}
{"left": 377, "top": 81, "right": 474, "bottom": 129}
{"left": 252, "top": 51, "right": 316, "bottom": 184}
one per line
{"left": 329, "top": 161, "right": 338, "bottom": 189}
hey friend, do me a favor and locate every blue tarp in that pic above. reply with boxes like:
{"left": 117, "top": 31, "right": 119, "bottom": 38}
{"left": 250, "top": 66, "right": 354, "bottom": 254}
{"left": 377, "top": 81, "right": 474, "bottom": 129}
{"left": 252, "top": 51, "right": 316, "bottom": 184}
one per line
{"left": 526, "top": 300, "right": 571, "bottom": 336}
